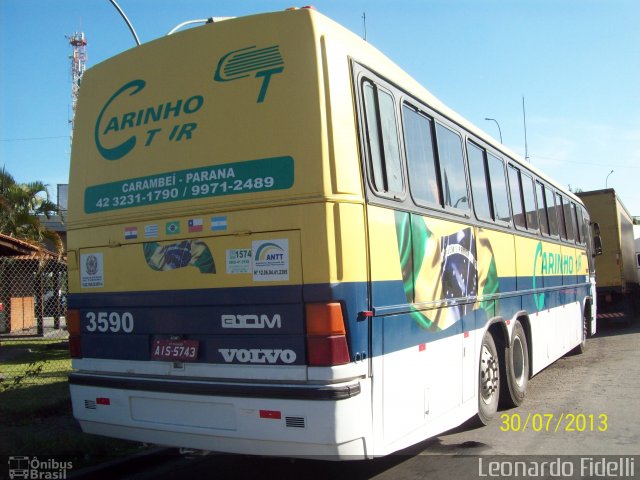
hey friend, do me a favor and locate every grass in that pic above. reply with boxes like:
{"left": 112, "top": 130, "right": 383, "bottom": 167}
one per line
{"left": 0, "top": 339, "right": 71, "bottom": 389}
{"left": 0, "top": 339, "right": 145, "bottom": 469}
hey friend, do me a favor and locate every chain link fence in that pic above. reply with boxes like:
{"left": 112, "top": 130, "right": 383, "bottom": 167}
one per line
{"left": 0, "top": 256, "right": 69, "bottom": 388}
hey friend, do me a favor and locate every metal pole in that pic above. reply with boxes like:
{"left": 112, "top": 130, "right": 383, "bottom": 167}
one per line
{"left": 108, "top": 0, "right": 141, "bottom": 46}
{"left": 484, "top": 118, "right": 503, "bottom": 144}
{"left": 522, "top": 96, "right": 530, "bottom": 162}
{"left": 606, "top": 170, "right": 614, "bottom": 188}
{"left": 362, "top": 12, "right": 367, "bottom": 41}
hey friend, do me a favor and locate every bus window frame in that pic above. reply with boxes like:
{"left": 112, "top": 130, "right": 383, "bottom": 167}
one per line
{"left": 353, "top": 62, "right": 477, "bottom": 220}
{"left": 545, "top": 186, "right": 560, "bottom": 239}
{"left": 508, "top": 164, "right": 527, "bottom": 231}
{"left": 465, "top": 139, "right": 512, "bottom": 228}
{"left": 535, "top": 180, "right": 551, "bottom": 237}
{"left": 401, "top": 102, "right": 443, "bottom": 210}
{"left": 466, "top": 139, "right": 493, "bottom": 221}
{"left": 433, "top": 122, "right": 471, "bottom": 215}
{"left": 556, "top": 193, "right": 569, "bottom": 241}
{"left": 520, "top": 170, "right": 540, "bottom": 234}
{"left": 570, "top": 201, "right": 581, "bottom": 245}
{"left": 486, "top": 151, "right": 512, "bottom": 226}
{"left": 359, "top": 76, "right": 407, "bottom": 203}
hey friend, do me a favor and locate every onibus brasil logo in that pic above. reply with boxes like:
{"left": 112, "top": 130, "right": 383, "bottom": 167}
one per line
{"left": 94, "top": 45, "right": 284, "bottom": 161}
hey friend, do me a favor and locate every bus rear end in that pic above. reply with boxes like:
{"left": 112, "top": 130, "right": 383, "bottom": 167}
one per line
{"left": 67, "top": 9, "right": 370, "bottom": 458}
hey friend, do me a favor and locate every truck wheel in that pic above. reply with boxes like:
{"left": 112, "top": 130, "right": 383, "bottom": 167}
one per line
{"left": 500, "top": 321, "right": 529, "bottom": 407}
{"left": 477, "top": 331, "right": 500, "bottom": 425}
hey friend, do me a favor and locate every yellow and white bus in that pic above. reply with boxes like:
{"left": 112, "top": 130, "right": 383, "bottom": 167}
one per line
{"left": 67, "top": 7, "right": 597, "bottom": 459}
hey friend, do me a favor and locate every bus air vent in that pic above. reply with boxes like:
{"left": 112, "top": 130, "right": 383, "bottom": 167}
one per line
{"left": 285, "top": 416, "right": 306, "bottom": 428}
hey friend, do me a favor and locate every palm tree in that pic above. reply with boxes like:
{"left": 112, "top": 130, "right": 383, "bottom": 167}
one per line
{"left": 0, "top": 166, "right": 64, "bottom": 255}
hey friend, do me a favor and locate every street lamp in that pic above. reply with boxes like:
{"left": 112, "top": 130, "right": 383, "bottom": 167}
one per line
{"left": 109, "top": 0, "right": 141, "bottom": 46}
{"left": 484, "top": 118, "right": 503, "bottom": 144}
{"left": 605, "top": 170, "right": 614, "bottom": 189}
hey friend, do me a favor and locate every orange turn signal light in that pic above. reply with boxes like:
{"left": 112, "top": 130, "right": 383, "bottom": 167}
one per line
{"left": 305, "top": 302, "right": 345, "bottom": 336}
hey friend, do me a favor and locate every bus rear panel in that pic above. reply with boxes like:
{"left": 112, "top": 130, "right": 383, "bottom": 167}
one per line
{"left": 67, "top": 9, "right": 372, "bottom": 458}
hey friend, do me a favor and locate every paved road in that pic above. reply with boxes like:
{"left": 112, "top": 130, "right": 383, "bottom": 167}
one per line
{"left": 76, "top": 319, "right": 640, "bottom": 480}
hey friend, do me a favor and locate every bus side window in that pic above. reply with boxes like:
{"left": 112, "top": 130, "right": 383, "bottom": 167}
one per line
{"left": 435, "top": 124, "right": 468, "bottom": 210}
{"left": 572, "top": 203, "right": 581, "bottom": 244}
{"left": 536, "top": 181, "right": 550, "bottom": 236}
{"left": 580, "top": 206, "right": 589, "bottom": 246}
{"left": 561, "top": 196, "right": 574, "bottom": 242}
{"left": 487, "top": 153, "right": 510, "bottom": 222}
{"left": 521, "top": 172, "right": 539, "bottom": 232}
{"left": 545, "top": 186, "right": 559, "bottom": 237}
{"left": 466, "top": 141, "right": 491, "bottom": 219}
{"left": 556, "top": 193, "right": 568, "bottom": 240}
{"left": 508, "top": 166, "right": 526, "bottom": 229}
{"left": 362, "top": 81, "right": 403, "bottom": 196}
{"left": 402, "top": 105, "right": 440, "bottom": 206}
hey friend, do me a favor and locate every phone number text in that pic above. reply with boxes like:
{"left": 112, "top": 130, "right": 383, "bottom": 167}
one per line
{"left": 92, "top": 177, "right": 275, "bottom": 211}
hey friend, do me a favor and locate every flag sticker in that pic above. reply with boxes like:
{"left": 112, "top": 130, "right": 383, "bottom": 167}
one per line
{"left": 124, "top": 227, "right": 138, "bottom": 240}
{"left": 188, "top": 218, "right": 203, "bottom": 233}
{"left": 144, "top": 224, "right": 159, "bottom": 238}
{"left": 166, "top": 221, "right": 180, "bottom": 235}
{"left": 211, "top": 216, "right": 228, "bottom": 231}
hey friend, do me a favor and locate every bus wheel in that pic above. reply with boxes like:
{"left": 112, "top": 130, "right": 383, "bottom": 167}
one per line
{"left": 571, "top": 313, "right": 588, "bottom": 355}
{"left": 500, "top": 321, "right": 529, "bottom": 408}
{"left": 477, "top": 331, "right": 500, "bottom": 425}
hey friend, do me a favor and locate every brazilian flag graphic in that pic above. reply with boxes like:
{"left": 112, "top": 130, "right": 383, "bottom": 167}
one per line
{"left": 394, "top": 212, "right": 499, "bottom": 331}
{"left": 143, "top": 240, "right": 216, "bottom": 274}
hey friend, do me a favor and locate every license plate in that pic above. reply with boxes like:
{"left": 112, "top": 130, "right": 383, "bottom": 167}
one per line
{"left": 151, "top": 338, "right": 199, "bottom": 362}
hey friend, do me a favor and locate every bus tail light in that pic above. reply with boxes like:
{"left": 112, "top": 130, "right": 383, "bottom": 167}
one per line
{"left": 66, "top": 309, "right": 82, "bottom": 359}
{"left": 305, "top": 302, "right": 350, "bottom": 366}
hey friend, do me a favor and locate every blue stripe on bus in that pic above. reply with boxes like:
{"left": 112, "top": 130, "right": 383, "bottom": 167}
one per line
{"left": 81, "top": 334, "right": 307, "bottom": 364}
{"left": 70, "top": 282, "right": 370, "bottom": 364}
{"left": 77, "top": 304, "right": 305, "bottom": 335}
{"left": 70, "top": 279, "right": 590, "bottom": 363}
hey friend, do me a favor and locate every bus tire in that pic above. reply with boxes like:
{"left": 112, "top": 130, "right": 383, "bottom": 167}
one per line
{"left": 571, "top": 313, "right": 588, "bottom": 355}
{"left": 500, "top": 321, "right": 529, "bottom": 408}
{"left": 477, "top": 331, "right": 500, "bottom": 425}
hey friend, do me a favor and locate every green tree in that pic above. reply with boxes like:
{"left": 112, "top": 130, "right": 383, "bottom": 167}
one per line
{"left": 0, "top": 166, "right": 64, "bottom": 255}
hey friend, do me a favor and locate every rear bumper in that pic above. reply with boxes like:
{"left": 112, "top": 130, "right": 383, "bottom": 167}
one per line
{"left": 69, "top": 372, "right": 361, "bottom": 400}
{"left": 69, "top": 373, "right": 370, "bottom": 459}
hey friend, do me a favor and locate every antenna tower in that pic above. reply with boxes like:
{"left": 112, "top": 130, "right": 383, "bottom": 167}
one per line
{"left": 67, "top": 32, "right": 87, "bottom": 142}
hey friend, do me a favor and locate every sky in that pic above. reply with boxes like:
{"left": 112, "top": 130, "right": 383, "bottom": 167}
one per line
{"left": 1, "top": 0, "right": 639, "bottom": 214}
